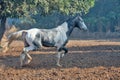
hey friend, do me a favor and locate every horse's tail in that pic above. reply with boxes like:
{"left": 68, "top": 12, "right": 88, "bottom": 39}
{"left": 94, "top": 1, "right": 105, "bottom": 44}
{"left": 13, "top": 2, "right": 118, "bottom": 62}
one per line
{"left": 7, "top": 30, "right": 26, "bottom": 46}
{"left": 2, "top": 30, "right": 27, "bottom": 53}
{"left": 5, "top": 25, "right": 18, "bottom": 37}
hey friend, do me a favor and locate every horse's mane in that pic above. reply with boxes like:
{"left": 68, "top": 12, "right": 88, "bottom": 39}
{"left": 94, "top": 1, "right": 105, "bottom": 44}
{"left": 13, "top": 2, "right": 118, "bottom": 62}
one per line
{"left": 66, "top": 14, "right": 80, "bottom": 22}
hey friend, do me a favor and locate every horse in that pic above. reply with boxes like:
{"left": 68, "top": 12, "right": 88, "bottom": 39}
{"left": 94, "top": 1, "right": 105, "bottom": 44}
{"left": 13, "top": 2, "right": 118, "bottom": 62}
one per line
{"left": 1, "top": 25, "right": 17, "bottom": 53}
{"left": 6, "top": 15, "right": 88, "bottom": 67}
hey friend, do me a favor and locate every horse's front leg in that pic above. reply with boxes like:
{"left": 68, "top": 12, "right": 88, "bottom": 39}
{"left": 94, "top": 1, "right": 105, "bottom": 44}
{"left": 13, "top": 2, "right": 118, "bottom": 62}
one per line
{"left": 20, "top": 51, "right": 26, "bottom": 67}
{"left": 59, "top": 47, "right": 68, "bottom": 57}
{"left": 56, "top": 47, "right": 68, "bottom": 67}
{"left": 56, "top": 51, "right": 63, "bottom": 67}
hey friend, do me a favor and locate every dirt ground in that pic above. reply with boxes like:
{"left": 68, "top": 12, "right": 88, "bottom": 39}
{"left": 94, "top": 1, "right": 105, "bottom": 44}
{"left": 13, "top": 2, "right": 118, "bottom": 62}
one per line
{"left": 0, "top": 40, "right": 120, "bottom": 80}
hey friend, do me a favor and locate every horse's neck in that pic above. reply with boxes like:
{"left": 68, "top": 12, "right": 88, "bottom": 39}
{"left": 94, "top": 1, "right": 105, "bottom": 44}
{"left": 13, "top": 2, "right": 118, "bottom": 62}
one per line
{"left": 57, "top": 21, "right": 75, "bottom": 37}
{"left": 58, "top": 22, "right": 68, "bottom": 32}
{"left": 66, "top": 20, "right": 75, "bottom": 37}
{"left": 66, "top": 26, "right": 74, "bottom": 37}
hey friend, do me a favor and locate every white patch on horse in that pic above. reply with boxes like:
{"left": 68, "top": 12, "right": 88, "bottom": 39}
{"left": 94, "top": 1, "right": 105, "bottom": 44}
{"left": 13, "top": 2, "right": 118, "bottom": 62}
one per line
{"left": 48, "top": 31, "right": 54, "bottom": 41}
{"left": 23, "top": 46, "right": 35, "bottom": 52}
{"left": 26, "top": 28, "right": 39, "bottom": 40}
{"left": 59, "top": 22, "right": 68, "bottom": 32}
{"left": 55, "top": 22, "right": 68, "bottom": 47}
{"left": 24, "top": 28, "right": 40, "bottom": 51}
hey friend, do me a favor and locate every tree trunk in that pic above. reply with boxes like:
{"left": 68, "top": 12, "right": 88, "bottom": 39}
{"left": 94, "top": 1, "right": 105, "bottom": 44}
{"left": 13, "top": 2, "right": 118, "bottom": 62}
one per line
{"left": 0, "top": 16, "right": 6, "bottom": 46}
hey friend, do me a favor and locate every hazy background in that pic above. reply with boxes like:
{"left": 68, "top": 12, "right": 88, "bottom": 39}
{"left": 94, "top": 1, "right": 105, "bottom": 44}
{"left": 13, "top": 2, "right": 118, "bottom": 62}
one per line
{"left": 2, "top": 0, "right": 120, "bottom": 39}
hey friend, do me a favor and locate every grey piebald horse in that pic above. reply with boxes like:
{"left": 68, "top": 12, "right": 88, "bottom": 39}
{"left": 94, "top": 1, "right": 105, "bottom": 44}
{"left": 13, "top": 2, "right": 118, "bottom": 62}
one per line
{"left": 15, "top": 15, "right": 88, "bottom": 67}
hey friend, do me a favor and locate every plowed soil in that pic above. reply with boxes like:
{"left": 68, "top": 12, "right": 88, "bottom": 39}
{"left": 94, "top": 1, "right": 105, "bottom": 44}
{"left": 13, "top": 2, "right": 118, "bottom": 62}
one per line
{"left": 0, "top": 40, "right": 120, "bottom": 80}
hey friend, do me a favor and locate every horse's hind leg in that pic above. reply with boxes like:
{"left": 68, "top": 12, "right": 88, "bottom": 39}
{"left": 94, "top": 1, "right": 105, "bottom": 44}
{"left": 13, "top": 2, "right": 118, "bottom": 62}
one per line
{"left": 20, "top": 46, "right": 35, "bottom": 67}
{"left": 56, "top": 51, "right": 63, "bottom": 67}
{"left": 20, "top": 51, "right": 32, "bottom": 67}
{"left": 25, "top": 53, "right": 32, "bottom": 65}
{"left": 20, "top": 51, "right": 26, "bottom": 67}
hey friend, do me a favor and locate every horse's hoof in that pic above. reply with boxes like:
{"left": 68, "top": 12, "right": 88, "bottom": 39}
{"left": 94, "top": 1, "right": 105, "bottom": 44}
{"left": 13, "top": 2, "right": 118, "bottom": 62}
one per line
{"left": 57, "top": 64, "right": 62, "bottom": 67}
{"left": 20, "top": 63, "right": 28, "bottom": 68}
{"left": 25, "top": 59, "right": 32, "bottom": 65}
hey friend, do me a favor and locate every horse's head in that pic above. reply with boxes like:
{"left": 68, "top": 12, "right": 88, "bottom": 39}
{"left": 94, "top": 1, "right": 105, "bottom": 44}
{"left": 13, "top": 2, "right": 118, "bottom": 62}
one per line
{"left": 74, "top": 16, "right": 88, "bottom": 31}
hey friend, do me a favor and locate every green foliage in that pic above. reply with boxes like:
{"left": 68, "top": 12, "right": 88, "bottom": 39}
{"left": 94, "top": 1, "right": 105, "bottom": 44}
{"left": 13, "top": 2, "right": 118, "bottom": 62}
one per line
{"left": 36, "top": 0, "right": 95, "bottom": 15}
{"left": 0, "top": 0, "right": 38, "bottom": 18}
{"left": 0, "top": 0, "right": 95, "bottom": 18}
{"left": 85, "top": 0, "right": 120, "bottom": 32}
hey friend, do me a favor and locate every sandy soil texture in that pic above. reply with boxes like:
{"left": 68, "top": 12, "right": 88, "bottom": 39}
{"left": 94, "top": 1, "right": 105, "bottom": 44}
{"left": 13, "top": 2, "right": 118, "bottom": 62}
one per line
{"left": 0, "top": 40, "right": 120, "bottom": 80}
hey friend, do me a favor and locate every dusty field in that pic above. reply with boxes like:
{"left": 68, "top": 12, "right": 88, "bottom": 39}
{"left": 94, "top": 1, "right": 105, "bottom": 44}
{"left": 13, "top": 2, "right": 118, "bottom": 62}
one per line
{"left": 0, "top": 40, "right": 120, "bottom": 80}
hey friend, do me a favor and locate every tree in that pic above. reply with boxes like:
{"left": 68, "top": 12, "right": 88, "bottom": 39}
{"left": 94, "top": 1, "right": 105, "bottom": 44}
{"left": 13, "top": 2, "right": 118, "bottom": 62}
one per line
{"left": 85, "top": 0, "right": 120, "bottom": 32}
{"left": 0, "top": 0, "right": 95, "bottom": 47}
{"left": 36, "top": 0, "right": 95, "bottom": 15}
